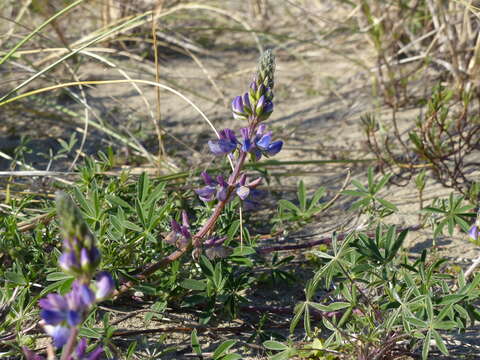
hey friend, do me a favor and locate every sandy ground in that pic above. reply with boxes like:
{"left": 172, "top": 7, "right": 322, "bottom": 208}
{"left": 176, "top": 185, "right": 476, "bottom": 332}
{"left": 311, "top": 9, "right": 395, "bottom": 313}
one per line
{"left": 2, "top": 0, "right": 480, "bottom": 358}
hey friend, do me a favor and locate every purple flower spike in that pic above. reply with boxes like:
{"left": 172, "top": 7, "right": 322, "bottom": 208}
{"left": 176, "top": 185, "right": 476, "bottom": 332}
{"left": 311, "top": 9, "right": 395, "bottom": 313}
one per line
{"left": 95, "top": 272, "right": 114, "bottom": 301}
{"left": 469, "top": 225, "right": 479, "bottom": 242}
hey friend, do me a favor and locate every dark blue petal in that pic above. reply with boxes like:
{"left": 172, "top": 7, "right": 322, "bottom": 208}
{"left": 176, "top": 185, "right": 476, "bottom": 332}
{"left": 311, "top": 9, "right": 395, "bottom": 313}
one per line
{"left": 266, "top": 140, "right": 283, "bottom": 156}
{"left": 67, "top": 309, "right": 81, "bottom": 326}
{"left": 79, "top": 284, "right": 95, "bottom": 307}
{"left": 263, "top": 100, "right": 274, "bottom": 114}
{"left": 242, "top": 138, "right": 252, "bottom": 152}
{"left": 40, "top": 309, "right": 65, "bottom": 325}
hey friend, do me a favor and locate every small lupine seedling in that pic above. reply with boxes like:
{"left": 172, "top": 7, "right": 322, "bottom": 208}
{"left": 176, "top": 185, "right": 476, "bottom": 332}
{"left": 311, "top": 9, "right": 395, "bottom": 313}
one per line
{"left": 342, "top": 167, "right": 397, "bottom": 219}
{"left": 276, "top": 180, "right": 327, "bottom": 224}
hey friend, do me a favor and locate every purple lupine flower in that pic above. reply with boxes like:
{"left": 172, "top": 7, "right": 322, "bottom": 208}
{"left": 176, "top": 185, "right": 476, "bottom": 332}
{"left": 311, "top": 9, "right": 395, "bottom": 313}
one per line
{"left": 44, "top": 325, "right": 71, "bottom": 348}
{"left": 252, "top": 126, "right": 283, "bottom": 159}
{"left": 39, "top": 281, "right": 94, "bottom": 330}
{"left": 232, "top": 96, "right": 247, "bottom": 121}
{"left": 243, "top": 188, "right": 264, "bottom": 211}
{"left": 236, "top": 174, "right": 262, "bottom": 200}
{"left": 240, "top": 127, "right": 253, "bottom": 152}
{"left": 469, "top": 225, "right": 479, "bottom": 242}
{"left": 216, "top": 175, "right": 229, "bottom": 201}
{"left": 94, "top": 272, "right": 114, "bottom": 301}
{"left": 242, "top": 93, "right": 252, "bottom": 114}
{"left": 239, "top": 125, "right": 282, "bottom": 160}
{"left": 204, "top": 236, "right": 231, "bottom": 259}
{"left": 73, "top": 338, "right": 104, "bottom": 360}
{"left": 22, "top": 347, "right": 45, "bottom": 360}
{"left": 165, "top": 211, "right": 191, "bottom": 249}
{"left": 195, "top": 172, "right": 229, "bottom": 203}
{"left": 258, "top": 98, "right": 274, "bottom": 121}
{"left": 208, "top": 128, "right": 238, "bottom": 155}
{"left": 195, "top": 172, "right": 217, "bottom": 202}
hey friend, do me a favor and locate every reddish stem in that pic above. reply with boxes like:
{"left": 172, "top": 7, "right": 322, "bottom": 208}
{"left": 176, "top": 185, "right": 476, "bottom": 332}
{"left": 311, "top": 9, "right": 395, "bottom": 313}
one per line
{"left": 113, "top": 151, "right": 249, "bottom": 298}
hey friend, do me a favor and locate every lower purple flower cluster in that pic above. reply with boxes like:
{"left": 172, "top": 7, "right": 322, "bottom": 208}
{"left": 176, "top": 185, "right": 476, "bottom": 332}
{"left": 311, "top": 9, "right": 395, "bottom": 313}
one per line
{"left": 24, "top": 193, "right": 114, "bottom": 360}
{"left": 39, "top": 273, "right": 113, "bottom": 348}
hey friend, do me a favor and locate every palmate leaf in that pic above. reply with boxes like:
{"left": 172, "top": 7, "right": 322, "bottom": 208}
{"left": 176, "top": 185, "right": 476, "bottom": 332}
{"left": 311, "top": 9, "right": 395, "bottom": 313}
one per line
{"left": 424, "top": 194, "right": 475, "bottom": 236}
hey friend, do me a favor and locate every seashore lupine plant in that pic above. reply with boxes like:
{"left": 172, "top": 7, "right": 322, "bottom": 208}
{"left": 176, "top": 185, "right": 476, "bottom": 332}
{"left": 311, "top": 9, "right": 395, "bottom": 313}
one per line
{"left": 178, "top": 50, "right": 282, "bottom": 258}
{"left": 23, "top": 192, "right": 114, "bottom": 360}
{"left": 113, "top": 50, "right": 282, "bottom": 298}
